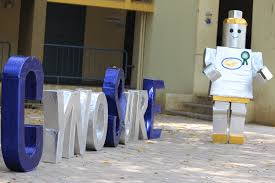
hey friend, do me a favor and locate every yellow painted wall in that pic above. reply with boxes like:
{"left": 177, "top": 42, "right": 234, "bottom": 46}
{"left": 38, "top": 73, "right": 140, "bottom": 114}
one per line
{"left": 83, "top": 7, "right": 126, "bottom": 79}
{"left": 31, "top": 0, "right": 47, "bottom": 61}
{"left": 143, "top": 0, "right": 198, "bottom": 94}
{"left": 18, "top": 0, "right": 47, "bottom": 61}
{"left": 18, "top": 0, "right": 34, "bottom": 57}
{"left": 0, "top": 0, "right": 21, "bottom": 56}
{"left": 252, "top": 0, "right": 275, "bottom": 125}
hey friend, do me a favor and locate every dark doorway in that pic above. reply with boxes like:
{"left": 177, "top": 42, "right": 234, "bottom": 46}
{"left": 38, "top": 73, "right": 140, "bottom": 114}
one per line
{"left": 217, "top": 0, "right": 253, "bottom": 48}
{"left": 43, "top": 3, "right": 86, "bottom": 84}
{"left": 123, "top": 11, "right": 136, "bottom": 86}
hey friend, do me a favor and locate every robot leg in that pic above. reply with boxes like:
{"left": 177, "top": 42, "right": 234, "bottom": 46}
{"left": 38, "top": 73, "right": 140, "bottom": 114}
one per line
{"left": 212, "top": 101, "right": 230, "bottom": 144}
{"left": 229, "top": 103, "right": 247, "bottom": 145}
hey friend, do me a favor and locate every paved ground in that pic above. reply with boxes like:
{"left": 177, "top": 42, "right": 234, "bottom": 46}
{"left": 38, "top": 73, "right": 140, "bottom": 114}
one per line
{"left": 1, "top": 114, "right": 275, "bottom": 183}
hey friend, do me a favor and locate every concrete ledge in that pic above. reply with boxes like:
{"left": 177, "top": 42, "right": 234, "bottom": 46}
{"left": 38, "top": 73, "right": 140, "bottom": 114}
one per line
{"left": 165, "top": 93, "right": 193, "bottom": 111}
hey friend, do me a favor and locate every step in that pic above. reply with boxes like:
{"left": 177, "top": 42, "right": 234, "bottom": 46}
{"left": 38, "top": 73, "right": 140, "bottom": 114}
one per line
{"left": 193, "top": 96, "right": 213, "bottom": 105}
{"left": 182, "top": 102, "right": 213, "bottom": 115}
{"left": 165, "top": 110, "right": 213, "bottom": 121}
{"left": 25, "top": 100, "right": 43, "bottom": 109}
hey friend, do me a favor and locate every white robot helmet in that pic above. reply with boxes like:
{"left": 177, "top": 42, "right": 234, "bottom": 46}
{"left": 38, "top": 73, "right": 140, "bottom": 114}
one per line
{"left": 222, "top": 10, "right": 248, "bottom": 49}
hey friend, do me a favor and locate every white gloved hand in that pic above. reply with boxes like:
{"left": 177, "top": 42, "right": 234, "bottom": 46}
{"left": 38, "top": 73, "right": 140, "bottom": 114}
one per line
{"left": 259, "top": 66, "right": 273, "bottom": 81}
{"left": 203, "top": 64, "right": 222, "bottom": 82}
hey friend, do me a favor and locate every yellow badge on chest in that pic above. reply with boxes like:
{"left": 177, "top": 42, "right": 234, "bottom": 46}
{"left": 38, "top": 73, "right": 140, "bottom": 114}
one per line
{"left": 222, "top": 58, "right": 243, "bottom": 70}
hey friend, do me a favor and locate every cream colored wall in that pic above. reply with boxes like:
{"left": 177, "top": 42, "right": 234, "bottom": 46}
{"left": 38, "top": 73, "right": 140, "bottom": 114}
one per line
{"left": 131, "top": 12, "right": 146, "bottom": 89}
{"left": 193, "top": 0, "right": 219, "bottom": 96}
{"left": 83, "top": 7, "right": 126, "bottom": 79}
{"left": 252, "top": 0, "right": 275, "bottom": 125}
{"left": 0, "top": 0, "right": 21, "bottom": 56}
{"left": 143, "top": 0, "right": 198, "bottom": 94}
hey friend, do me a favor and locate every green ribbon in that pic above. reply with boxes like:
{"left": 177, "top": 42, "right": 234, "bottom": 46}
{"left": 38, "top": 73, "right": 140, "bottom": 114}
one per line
{"left": 241, "top": 51, "right": 250, "bottom": 65}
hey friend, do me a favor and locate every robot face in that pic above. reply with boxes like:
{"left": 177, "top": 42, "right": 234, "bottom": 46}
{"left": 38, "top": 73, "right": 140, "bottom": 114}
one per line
{"left": 222, "top": 23, "right": 247, "bottom": 49}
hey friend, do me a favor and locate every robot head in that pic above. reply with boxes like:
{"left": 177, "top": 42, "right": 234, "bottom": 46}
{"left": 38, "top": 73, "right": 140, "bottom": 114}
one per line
{"left": 222, "top": 10, "right": 248, "bottom": 49}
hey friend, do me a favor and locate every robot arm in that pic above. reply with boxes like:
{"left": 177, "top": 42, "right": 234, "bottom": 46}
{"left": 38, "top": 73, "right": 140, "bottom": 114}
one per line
{"left": 252, "top": 52, "right": 273, "bottom": 81}
{"left": 259, "top": 66, "right": 273, "bottom": 81}
{"left": 203, "top": 48, "right": 221, "bottom": 82}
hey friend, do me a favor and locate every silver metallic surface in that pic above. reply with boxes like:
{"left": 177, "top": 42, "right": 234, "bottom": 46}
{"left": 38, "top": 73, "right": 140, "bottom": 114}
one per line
{"left": 86, "top": 92, "right": 108, "bottom": 151}
{"left": 125, "top": 90, "right": 149, "bottom": 142}
{"left": 137, "top": 90, "right": 149, "bottom": 140}
{"left": 120, "top": 92, "right": 132, "bottom": 145}
{"left": 119, "top": 90, "right": 149, "bottom": 144}
{"left": 222, "top": 23, "right": 247, "bottom": 49}
{"left": 228, "top": 10, "right": 243, "bottom": 19}
{"left": 43, "top": 128, "right": 60, "bottom": 163}
{"left": 42, "top": 90, "right": 80, "bottom": 163}
{"left": 42, "top": 90, "right": 65, "bottom": 163}
{"left": 62, "top": 90, "right": 79, "bottom": 159}
{"left": 74, "top": 89, "right": 92, "bottom": 155}
{"left": 127, "top": 90, "right": 139, "bottom": 142}
{"left": 222, "top": 10, "right": 247, "bottom": 49}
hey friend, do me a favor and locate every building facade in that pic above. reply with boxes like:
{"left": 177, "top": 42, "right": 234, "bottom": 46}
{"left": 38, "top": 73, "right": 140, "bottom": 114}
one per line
{"left": 0, "top": 0, "right": 275, "bottom": 125}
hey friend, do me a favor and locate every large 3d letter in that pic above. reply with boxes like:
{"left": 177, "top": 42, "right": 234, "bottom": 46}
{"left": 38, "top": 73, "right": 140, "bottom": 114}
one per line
{"left": 120, "top": 90, "right": 148, "bottom": 144}
{"left": 2, "top": 56, "right": 44, "bottom": 172}
{"left": 119, "top": 92, "right": 131, "bottom": 144}
{"left": 74, "top": 90, "right": 92, "bottom": 155}
{"left": 43, "top": 89, "right": 108, "bottom": 163}
{"left": 103, "top": 68, "right": 125, "bottom": 147}
{"left": 43, "top": 90, "right": 79, "bottom": 163}
{"left": 86, "top": 92, "right": 108, "bottom": 151}
{"left": 43, "top": 89, "right": 89, "bottom": 163}
{"left": 143, "top": 79, "right": 165, "bottom": 139}
{"left": 135, "top": 90, "right": 149, "bottom": 140}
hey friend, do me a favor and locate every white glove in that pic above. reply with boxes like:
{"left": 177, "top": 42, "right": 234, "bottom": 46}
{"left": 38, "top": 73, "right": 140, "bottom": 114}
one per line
{"left": 259, "top": 66, "right": 273, "bottom": 81}
{"left": 203, "top": 64, "right": 221, "bottom": 82}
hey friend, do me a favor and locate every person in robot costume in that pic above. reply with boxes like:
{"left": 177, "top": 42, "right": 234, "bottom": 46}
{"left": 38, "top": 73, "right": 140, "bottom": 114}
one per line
{"left": 203, "top": 10, "right": 273, "bottom": 145}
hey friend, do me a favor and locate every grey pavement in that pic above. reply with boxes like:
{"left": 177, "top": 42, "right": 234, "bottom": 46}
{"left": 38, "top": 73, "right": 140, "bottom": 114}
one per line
{"left": 0, "top": 114, "right": 275, "bottom": 183}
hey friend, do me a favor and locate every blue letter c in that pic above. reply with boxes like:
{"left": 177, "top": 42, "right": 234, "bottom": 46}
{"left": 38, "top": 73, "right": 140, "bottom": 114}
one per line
{"left": 1, "top": 56, "right": 44, "bottom": 172}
